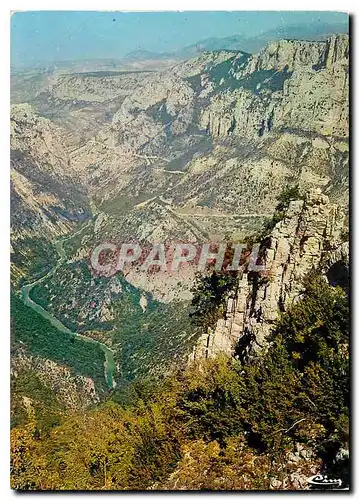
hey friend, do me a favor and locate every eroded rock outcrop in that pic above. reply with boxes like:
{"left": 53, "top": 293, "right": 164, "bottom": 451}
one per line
{"left": 190, "top": 189, "right": 348, "bottom": 361}
{"left": 201, "top": 34, "right": 349, "bottom": 140}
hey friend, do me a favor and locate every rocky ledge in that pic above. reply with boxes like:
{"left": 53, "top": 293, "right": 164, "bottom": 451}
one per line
{"left": 190, "top": 188, "right": 348, "bottom": 361}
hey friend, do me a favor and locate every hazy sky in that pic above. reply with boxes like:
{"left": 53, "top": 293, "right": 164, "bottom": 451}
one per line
{"left": 11, "top": 11, "right": 348, "bottom": 68}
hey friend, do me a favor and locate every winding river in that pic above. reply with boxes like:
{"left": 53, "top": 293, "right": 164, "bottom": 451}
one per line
{"left": 21, "top": 222, "right": 116, "bottom": 390}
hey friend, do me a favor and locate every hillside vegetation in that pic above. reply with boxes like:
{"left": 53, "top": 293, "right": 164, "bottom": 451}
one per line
{"left": 11, "top": 273, "right": 349, "bottom": 490}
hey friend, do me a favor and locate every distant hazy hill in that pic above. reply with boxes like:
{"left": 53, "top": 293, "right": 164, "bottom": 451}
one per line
{"left": 122, "top": 49, "right": 173, "bottom": 61}
{"left": 122, "top": 21, "right": 349, "bottom": 61}
{"left": 240, "top": 21, "right": 349, "bottom": 53}
{"left": 178, "top": 35, "right": 246, "bottom": 57}
{"left": 12, "top": 22, "right": 348, "bottom": 74}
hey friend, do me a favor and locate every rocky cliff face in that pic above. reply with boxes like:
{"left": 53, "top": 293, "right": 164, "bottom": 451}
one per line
{"left": 50, "top": 71, "right": 153, "bottom": 103}
{"left": 249, "top": 39, "right": 326, "bottom": 72}
{"left": 190, "top": 189, "right": 349, "bottom": 361}
{"left": 14, "top": 36, "right": 348, "bottom": 225}
{"left": 12, "top": 34, "right": 348, "bottom": 337}
{"left": 189, "top": 35, "right": 349, "bottom": 219}
{"left": 201, "top": 35, "right": 349, "bottom": 138}
{"left": 11, "top": 104, "right": 89, "bottom": 281}
{"left": 11, "top": 106, "right": 88, "bottom": 235}
{"left": 74, "top": 35, "right": 348, "bottom": 226}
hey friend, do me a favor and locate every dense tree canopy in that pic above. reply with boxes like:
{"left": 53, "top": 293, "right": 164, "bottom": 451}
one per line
{"left": 11, "top": 271, "right": 349, "bottom": 490}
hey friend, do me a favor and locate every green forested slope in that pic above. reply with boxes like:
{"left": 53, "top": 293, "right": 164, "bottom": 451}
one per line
{"left": 11, "top": 274, "right": 349, "bottom": 490}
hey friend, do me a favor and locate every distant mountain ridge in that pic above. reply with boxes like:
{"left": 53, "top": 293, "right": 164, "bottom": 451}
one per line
{"left": 124, "top": 21, "right": 349, "bottom": 62}
{"left": 11, "top": 21, "right": 349, "bottom": 74}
